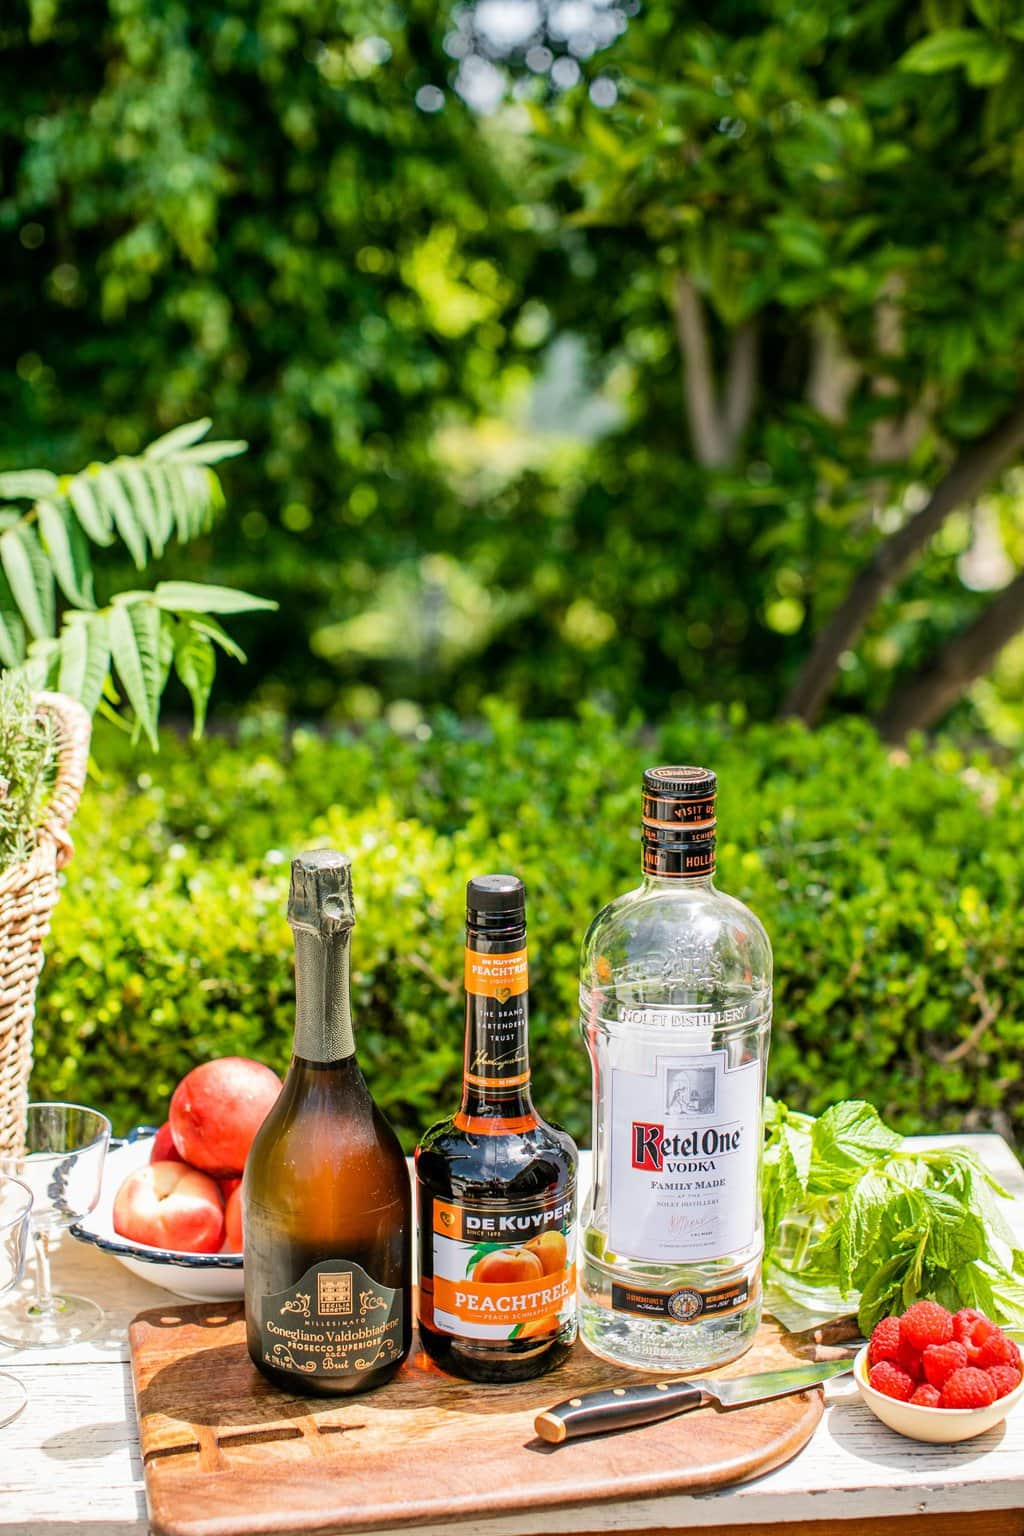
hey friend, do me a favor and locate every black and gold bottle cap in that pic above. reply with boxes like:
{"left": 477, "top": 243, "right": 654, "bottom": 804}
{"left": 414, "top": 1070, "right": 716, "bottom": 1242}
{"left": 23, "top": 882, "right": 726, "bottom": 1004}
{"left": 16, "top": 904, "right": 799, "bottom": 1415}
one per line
{"left": 641, "top": 766, "right": 716, "bottom": 878}
{"left": 288, "top": 849, "right": 355, "bottom": 934}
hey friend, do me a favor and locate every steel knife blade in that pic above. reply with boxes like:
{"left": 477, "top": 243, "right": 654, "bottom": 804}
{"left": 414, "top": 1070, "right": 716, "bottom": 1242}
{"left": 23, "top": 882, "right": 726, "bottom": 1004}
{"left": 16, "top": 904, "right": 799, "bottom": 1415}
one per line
{"left": 535, "top": 1358, "right": 853, "bottom": 1444}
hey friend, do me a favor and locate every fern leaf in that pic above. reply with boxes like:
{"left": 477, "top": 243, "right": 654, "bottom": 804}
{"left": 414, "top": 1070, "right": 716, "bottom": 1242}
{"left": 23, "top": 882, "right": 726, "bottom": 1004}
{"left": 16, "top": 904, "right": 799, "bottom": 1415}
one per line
{"left": 0, "top": 571, "right": 26, "bottom": 667}
{"left": 172, "top": 439, "right": 248, "bottom": 466}
{"left": 145, "top": 464, "right": 176, "bottom": 548}
{"left": 0, "top": 470, "right": 60, "bottom": 500}
{"left": 109, "top": 600, "right": 162, "bottom": 749}
{"left": 1, "top": 525, "right": 54, "bottom": 640}
{"left": 57, "top": 612, "right": 111, "bottom": 714}
{"left": 144, "top": 419, "right": 212, "bottom": 459}
{"left": 68, "top": 470, "right": 115, "bottom": 545}
{"left": 119, "top": 462, "right": 166, "bottom": 558}
{"left": 22, "top": 636, "right": 60, "bottom": 690}
{"left": 152, "top": 581, "right": 277, "bottom": 615}
{"left": 173, "top": 621, "right": 217, "bottom": 738}
{"left": 37, "top": 499, "right": 96, "bottom": 609}
{"left": 184, "top": 614, "right": 247, "bottom": 663}
{"left": 96, "top": 467, "right": 147, "bottom": 568}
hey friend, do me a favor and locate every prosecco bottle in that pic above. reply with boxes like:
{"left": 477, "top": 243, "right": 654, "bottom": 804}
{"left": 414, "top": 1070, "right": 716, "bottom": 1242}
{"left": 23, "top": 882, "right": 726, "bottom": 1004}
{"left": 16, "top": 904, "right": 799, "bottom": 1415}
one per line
{"left": 244, "top": 850, "right": 411, "bottom": 1395}
{"left": 415, "top": 875, "right": 578, "bottom": 1383}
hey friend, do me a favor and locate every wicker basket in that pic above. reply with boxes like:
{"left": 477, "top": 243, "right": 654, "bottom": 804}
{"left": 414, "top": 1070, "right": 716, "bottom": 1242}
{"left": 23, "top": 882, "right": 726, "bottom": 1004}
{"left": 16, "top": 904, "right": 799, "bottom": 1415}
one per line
{"left": 0, "top": 691, "right": 92, "bottom": 1156}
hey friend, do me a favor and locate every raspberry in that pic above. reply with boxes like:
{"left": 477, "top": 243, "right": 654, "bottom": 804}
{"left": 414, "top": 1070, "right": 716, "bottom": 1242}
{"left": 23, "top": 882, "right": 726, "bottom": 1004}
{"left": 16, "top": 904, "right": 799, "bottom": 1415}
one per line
{"left": 987, "top": 1364, "right": 1023, "bottom": 1400}
{"left": 962, "top": 1315, "right": 1001, "bottom": 1362}
{"left": 922, "top": 1341, "right": 969, "bottom": 1388}
{"left": 910, "top": 1383, "right": 941, "bottom": 1407}
{"left": 869, "top": 1315, "right": 903, "bottom": 1366}
{"left": 940, "top": 1368, "right": 997, "bottom": 1409}
{"left": 952, "top": 1308, "right": 987, "bottom": 1345}
{"left": 974, "top": 1332, "right": 1022, "bottom": 1371}
{"left": 900, "top": 1300, "right": 954, "bottom": 1351}
{"left": 896, "top": 1339, "right": 924, "bottom": 1380}
{"left": 869, "top": 1361, "right": 916, "bottom": 1401}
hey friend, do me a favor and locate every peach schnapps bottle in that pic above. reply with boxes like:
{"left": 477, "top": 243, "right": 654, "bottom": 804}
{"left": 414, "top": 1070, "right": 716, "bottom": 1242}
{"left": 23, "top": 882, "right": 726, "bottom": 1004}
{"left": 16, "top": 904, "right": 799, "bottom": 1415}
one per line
{"left": 416, "top": 875, "right": 578, "bottom": 1382}
{"left": 578, "top": 768, "right": 772, "bottom": 1372}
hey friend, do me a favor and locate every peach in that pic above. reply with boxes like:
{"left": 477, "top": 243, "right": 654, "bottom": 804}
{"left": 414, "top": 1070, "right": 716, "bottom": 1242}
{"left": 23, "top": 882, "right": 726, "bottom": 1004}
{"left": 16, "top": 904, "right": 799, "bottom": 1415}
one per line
{"left": 517, "top": 1314, "right": 559, "bottom": 1338}
{"left": 218, "top": 1176, "right": 242, "bottom": 1201}
{"left": 114, "top": 1162, "right": 225, "bottom": 1253}
{"left": 222, "top": 1184, "right": 243, "bottom": 1252}
{"left": 169, "top": 1057, "right": 282, "bottom": 1177}
{"left": 525, "top": 1230, "right": 567, "bottom": 1276}
{"left": 472, "top": 1247, "right": 544, "bottom": 1284}
{"left": 149, "top": 1122, "right": 185, "bottom": 1165}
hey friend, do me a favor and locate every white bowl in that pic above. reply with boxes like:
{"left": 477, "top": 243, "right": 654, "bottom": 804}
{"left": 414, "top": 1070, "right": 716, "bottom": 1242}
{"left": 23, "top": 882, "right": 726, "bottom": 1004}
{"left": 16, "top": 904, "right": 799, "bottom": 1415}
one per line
{"left": 70, "top": 1133, "right": 243, "bottom": 1303}
{"left": 854, "top": 1338, "right": 1024, "bottom": 1442}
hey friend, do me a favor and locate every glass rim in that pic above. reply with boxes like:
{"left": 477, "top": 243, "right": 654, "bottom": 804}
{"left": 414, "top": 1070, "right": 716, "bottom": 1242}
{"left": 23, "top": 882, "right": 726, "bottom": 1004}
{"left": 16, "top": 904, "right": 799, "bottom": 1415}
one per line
{"left": 0, "top": 1173, "right": 33, "bottom": 1228}
{"left": 19, "top": 1102, "right": 112, "bottom": 1158}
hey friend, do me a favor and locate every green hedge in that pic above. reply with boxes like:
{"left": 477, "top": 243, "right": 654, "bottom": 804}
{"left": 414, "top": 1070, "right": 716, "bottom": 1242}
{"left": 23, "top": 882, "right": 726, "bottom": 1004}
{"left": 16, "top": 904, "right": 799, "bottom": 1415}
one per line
{"left": 30, "top": 708, "right": 1024, "bottom": 1149}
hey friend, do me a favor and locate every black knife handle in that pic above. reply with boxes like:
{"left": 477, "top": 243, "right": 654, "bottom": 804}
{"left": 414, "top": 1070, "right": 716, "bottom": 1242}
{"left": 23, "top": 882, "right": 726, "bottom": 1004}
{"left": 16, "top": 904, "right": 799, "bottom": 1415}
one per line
{"left": 535, "top": 1379, "right": 708, "bottom": 1443}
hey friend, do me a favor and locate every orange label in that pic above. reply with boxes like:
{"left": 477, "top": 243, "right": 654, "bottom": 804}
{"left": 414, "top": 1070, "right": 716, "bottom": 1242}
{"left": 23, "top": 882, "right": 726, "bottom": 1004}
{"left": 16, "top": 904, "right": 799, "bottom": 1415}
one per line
{"left": 434, "top": 1265, "right": 576, "bottom": 1326}
{"left": 464, "top": 947, "right": 528, "bottom": 1001}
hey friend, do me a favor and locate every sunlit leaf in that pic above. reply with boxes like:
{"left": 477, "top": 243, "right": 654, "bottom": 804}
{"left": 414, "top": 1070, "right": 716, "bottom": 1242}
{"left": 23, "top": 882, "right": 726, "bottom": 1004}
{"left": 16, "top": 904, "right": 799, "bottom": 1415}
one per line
{"left": 152, "top": 581, "right": 278, "bottom": 614}
{"left": 37, "top": 499, "right": 95, "bottom": 608}
{"left": 109, "top": 601, "right": 162, "bottom": 749}
{"left": 144, "top": 418, "right": 212, "bottom": 459}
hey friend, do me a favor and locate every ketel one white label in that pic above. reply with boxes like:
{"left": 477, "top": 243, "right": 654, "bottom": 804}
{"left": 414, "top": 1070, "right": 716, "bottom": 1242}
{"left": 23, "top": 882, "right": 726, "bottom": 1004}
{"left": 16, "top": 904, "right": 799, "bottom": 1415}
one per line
{"left": 608, "top": 1049, "right": 761, "bottom": 1263}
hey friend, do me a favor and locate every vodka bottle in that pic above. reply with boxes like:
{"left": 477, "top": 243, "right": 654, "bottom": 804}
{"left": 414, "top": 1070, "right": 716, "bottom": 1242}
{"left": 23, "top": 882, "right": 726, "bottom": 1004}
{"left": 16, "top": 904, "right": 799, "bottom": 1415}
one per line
{"left": 578, "top": 767, "right": 772, "bottom": 1371}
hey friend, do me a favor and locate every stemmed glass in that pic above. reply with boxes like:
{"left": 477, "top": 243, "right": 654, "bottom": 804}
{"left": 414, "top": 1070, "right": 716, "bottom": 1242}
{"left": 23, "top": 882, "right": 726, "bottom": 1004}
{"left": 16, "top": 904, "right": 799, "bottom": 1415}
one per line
{"left": 0, "top": 1104, "right": 110, "bottom": 1349}
{"left": 0, "top": 1174, "right": 32, "bottom": 1422}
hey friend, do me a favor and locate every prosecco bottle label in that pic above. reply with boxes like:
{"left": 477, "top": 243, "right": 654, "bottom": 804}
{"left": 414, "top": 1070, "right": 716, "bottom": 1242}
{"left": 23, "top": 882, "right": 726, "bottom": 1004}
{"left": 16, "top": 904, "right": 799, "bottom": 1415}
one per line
{"left": 259, "top": 1259, "right": 404, "bottom": 1378}
{"left": 425, "top": 1189, "right": 576, "bottom": 1342}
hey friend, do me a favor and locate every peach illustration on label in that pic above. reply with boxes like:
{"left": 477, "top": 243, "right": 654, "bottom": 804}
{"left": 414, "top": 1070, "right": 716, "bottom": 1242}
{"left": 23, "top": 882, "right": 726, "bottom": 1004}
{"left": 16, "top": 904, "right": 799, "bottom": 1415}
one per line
{"left": 471, "top": 1246, "right": 544, "bottom": 1284}
{"left": 525, "top": 1230, "right": 567, "bottom": 1275}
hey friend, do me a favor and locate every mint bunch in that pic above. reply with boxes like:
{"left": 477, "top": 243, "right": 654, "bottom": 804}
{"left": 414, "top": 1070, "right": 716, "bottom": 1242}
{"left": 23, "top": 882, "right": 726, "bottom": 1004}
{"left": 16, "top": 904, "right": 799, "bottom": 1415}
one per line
{"left": 763, "top": 1099, "right": 1024, "bottom": 1334}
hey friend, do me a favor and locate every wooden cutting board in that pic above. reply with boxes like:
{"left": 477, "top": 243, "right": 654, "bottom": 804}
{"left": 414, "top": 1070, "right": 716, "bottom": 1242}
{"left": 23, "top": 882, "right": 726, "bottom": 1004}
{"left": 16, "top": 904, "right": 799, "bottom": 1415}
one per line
{"left": 129, "top": 1301, "right": 827, "bottom": 1536}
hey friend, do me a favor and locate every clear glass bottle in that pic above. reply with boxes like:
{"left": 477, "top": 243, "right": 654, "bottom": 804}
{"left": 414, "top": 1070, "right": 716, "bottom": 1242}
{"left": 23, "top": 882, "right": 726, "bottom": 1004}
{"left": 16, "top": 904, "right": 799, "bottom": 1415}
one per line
{"left": 578, "top": 767, "right": 772, "bottom": 1372}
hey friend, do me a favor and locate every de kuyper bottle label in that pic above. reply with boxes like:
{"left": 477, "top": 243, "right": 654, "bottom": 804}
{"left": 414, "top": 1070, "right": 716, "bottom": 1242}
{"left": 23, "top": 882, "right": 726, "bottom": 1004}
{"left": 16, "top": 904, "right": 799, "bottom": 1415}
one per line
{"left": 608, "top": 1049, "right": 761, "bottom": 1263}
{"left": 428, "top": 1191, "right": 576, "bottom": 1342}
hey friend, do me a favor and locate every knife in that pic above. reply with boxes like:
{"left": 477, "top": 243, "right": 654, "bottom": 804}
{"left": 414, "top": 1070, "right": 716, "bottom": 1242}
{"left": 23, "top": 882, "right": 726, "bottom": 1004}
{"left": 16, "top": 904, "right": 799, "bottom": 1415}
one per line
{"left": 535, "top": 1358, "right": 854, "bottom": 1443}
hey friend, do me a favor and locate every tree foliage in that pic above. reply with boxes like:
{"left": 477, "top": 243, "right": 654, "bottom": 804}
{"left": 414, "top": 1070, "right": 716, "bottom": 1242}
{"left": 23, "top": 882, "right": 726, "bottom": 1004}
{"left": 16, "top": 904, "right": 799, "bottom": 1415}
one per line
{"left": 5, "top": 2, "right": 1024, "bottom": 732}
{"left": 0, "top": 422, "right": 273, "bottom": 744}
{"left": 522, "top": 0, "right": 1024, "bottom": 732}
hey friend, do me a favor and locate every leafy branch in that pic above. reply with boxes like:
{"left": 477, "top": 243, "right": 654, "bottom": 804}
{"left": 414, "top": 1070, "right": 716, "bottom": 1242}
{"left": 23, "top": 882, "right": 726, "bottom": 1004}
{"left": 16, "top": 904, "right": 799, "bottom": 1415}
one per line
{"left": 763, "top": 1099, "right": 1024, "bottom": 1334}
{"left": 0, "top": 421, "right": 275, "bottom": 745}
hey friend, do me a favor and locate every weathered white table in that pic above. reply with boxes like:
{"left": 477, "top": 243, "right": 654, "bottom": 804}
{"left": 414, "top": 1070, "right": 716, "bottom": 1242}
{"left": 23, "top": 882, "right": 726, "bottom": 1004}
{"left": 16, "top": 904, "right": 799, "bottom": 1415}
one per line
{"left": 1, "top": 1136, "right": 1023, "bottom": 1536}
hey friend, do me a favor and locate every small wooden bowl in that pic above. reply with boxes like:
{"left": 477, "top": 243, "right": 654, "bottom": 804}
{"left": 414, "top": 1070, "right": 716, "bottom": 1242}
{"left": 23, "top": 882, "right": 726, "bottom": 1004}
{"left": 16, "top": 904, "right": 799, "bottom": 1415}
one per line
{"left": 854, "top": 1340, "right": 1024, "bottom": 1443}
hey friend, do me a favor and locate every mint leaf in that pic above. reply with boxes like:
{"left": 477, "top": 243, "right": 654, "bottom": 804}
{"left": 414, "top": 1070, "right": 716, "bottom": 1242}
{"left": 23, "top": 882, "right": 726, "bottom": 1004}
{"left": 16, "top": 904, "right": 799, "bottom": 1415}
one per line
{"left": 808, "top": 1101, "right": 903, "bottom": 1192}
{"left": 838, "top": 1171, "right": 890, "bottom": 1294}
{"left": 857, "top": 1252, "right": 911, "bottom": 1333}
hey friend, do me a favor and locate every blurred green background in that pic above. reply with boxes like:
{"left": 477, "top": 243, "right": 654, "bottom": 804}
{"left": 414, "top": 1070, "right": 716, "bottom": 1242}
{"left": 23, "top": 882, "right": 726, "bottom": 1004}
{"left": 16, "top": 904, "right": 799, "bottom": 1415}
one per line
{"left": 6, "top": 1, "right": 1024, "bottom": 1143}
{"left": 6, "top": 0, "right": 1024, "bottom": 740}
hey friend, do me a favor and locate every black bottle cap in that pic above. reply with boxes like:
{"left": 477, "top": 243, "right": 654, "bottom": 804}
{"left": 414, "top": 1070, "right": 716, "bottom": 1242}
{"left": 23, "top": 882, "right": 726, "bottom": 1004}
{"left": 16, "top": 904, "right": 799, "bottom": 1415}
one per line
{"left": 466, "top": 874, "right": 526, "bottom": 919}
{"left": 288, "top": 849, "right": 355, "bottom": 935}
{"left": 642, "top": 766, "right": 717, "bottom": 798}
{"left": 641, "top": 766, "right": 717, "bottom": 878}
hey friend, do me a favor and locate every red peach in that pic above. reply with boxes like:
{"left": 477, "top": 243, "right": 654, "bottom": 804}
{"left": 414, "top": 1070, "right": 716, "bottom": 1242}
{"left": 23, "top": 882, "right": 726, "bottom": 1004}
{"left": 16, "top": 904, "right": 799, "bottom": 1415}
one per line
{"left": 114, "top": 1162, "right": 225, "bottom": 1253}
{"left": 222, "top": 1184, "right": 243, "bottom": 1252}
{"left": 218, "top": 1176, "right": 242, "bottom": 1201}
{"left": 169, "top": 1057, "right": 282, "bottom": 1177}
{"left": 149, "top": 1123, "right": 185, "bottom": 1165}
